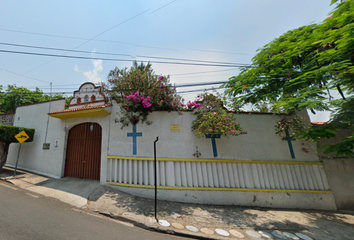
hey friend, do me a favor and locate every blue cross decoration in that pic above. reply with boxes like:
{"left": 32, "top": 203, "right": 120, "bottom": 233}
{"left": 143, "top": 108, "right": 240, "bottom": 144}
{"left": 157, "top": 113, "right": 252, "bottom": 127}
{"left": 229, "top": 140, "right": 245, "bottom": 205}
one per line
{"left": 205, "top": 134, "right": 220, "bottom": 157}
{"left": 282, "top": 129, "right": 295, "bottom": 159}
{"left": 127, "top": 125, "right": 142, "bottom": 155}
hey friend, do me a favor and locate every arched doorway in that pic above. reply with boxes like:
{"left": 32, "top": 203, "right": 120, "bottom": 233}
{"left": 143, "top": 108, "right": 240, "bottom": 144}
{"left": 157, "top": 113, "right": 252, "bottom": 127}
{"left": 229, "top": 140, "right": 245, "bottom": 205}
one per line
{"left": 64, "top": 122, "right": 102, "bottom": 180}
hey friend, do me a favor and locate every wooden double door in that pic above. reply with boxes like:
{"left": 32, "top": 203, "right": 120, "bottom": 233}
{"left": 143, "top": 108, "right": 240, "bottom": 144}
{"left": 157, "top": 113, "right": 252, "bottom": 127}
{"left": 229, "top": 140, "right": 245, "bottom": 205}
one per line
{"left": 65, "top": 122, "right": 102, "bottom": 180}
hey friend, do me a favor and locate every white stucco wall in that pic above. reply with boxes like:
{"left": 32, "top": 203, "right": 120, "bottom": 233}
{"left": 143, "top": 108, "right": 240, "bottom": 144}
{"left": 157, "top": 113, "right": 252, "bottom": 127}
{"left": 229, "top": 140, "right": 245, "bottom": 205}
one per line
{"left": 6, "top": 100, "right": 111, "bottom": 182}
{"left": 5, "top": 99, "right": 333, "bottom": 210}
{"left": 7, "top": 100, "right": 67, "bottom": 178}
{"left": 107, "top": 102, "right": 319, "bottom": 162}
{"left": 7, "top": 99, "right": 319, "bottom": 184}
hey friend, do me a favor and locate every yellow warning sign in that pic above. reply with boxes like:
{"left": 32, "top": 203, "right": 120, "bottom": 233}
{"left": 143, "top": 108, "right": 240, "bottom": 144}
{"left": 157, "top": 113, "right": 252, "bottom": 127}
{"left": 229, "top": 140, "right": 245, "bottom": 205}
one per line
{"left": 15, "top": 130, "right": 29, "bottom": 144}
{"left": 170, "top": 124, "right": 180, "bottom": 132}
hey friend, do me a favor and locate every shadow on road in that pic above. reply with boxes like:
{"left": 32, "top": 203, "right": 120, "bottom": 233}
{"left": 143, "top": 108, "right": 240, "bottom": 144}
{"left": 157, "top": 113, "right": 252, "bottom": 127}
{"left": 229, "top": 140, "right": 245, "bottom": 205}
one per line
{"left": 0, "top": 167, "right": 25, "bottom": 178}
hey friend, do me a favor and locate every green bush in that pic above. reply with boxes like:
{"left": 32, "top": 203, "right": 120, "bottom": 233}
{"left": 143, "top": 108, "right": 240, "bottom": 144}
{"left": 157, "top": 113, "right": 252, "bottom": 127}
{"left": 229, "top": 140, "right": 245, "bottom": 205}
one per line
{"left": 0, "top": 125, "right": 35, "bottom": 143}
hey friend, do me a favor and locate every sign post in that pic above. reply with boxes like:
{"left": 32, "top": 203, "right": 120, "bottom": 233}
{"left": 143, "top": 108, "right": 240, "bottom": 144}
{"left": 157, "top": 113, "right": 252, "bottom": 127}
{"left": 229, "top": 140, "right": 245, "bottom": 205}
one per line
{"left": 13, "top": 130, "right": 29, "bottom": 177}
{"left": 154, "top": 136, "right": 159, "bottom": 222}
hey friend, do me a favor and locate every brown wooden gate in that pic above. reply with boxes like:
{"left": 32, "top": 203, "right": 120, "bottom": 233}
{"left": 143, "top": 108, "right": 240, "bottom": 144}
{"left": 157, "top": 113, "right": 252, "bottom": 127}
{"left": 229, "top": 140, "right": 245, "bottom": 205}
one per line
{"left": 64, "top": 122, "right": 102, "bottom": 180}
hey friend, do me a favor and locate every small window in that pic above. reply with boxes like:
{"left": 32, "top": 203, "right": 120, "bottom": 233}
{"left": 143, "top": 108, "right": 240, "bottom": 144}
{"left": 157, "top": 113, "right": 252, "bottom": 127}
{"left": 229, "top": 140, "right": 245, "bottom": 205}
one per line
{"left": 84, "top": 95, "right": 89, "bottom": 102}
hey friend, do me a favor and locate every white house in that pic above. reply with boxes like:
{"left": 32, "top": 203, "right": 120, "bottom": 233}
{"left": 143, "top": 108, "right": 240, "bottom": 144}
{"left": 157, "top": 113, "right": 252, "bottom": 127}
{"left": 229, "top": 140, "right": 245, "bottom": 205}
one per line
{"left": 6, "top": 82, "right": 337, "bottom": 210}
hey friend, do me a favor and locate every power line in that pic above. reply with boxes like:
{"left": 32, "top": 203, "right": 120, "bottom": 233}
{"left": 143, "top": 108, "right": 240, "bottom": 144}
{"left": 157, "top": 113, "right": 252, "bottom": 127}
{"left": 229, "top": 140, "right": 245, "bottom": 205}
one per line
{"left": 19, "top": 80, "right": 227, "bottom": 89}
{"left": 77, "top": 9, "right": 150, "bottom": 49}
{"left": 1, "top": 81, "right": 225, "bottom": 94}
{"left": 188, "top": 48, "right": 254, "bottom": 56}
{"left": 137, "top": 55, "right": 250, "bottom": 66}
{"left": 4, "top": 8, "right": 151, "bottom": 84}
{"left": 172, "top": 73, "right": 232, "bottom": 79}
{"left": 0, "top": 89, "right": 223, "bottom": 96}
{"left": 0, "top": 49, "right": 251, "bottom": 68}
{"left": 49, "top": 83, "right": 89, "bottom": 87}
{"left": 176, "top": 81, "right": 225, "bottom": 88}
{"left": 0, "top": 42, "right": 131, "bottom": 57}
{"left": 171, "top": 69, "right": 238, "bottom": 76}
{"left": 149, "top": 0, "right": 177, "bottom": 14}
{"left": 0, "top": 91, "right": 92, "bottom": 95}
{"left": 0, "top": 92, "right": 71, "bottom": 95}
{"left": 0, "top": 28, "right": 177, "bottom": 51}
{"left": 177, "top": 87, "right": 225, "bottom": 94}
{"left": 26, "top": 81, "right": 225, "bottom": 90}
{"left": 0, "top": 67, "right": 49, "bottom": 83}
{"left": 0, "top": 42, "right": 252, "bottom": 66}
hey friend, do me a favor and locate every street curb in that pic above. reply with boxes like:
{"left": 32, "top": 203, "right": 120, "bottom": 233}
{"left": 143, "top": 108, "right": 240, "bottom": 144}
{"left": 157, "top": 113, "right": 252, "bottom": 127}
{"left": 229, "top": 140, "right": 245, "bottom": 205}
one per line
{"left": 96, "top": 211, "right": 219, "bottom": 240}
{"left": 0, "top": 178, "right": 15, "bottom": 185}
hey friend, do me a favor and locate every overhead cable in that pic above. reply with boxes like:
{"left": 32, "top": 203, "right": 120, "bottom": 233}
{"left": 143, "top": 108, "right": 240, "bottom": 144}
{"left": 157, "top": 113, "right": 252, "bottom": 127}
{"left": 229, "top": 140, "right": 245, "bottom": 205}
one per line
{"left": 4, "top": 8, "right": 151, "bottom": 84}
{"left": 0, "top": 42, "right": 252, "bottom": 66}
{"left": 0, "top": 49, "right": 251, "bottom": 68}
{"left": 20, "top": 81, "right": 225, "bottom": 90}
{"left": 0, "top": 28, "right": 177, "bottom": 51}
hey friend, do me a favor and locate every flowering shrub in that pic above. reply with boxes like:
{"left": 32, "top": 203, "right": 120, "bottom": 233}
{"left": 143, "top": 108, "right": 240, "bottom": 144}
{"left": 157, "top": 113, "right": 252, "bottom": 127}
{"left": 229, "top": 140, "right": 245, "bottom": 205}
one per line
{"left": 125, "top": 92, "right": 152, "bottom": 109}
{"left": 103, "top": 61, "right": 184, "bottom": 128}
{"left": 193, "top": 111, "right": 247, "bottom": 138}
{"left": 275, "top": 115, "right": 305, "bottom": 139}
{"left": 186, "top": 101, "right": 202, "bottom": 110}
{"left": 115, "top": 92, "right": 153, "bottom": 127}
{"left": 191, "top": 92, "right": 247, "bottom": 138}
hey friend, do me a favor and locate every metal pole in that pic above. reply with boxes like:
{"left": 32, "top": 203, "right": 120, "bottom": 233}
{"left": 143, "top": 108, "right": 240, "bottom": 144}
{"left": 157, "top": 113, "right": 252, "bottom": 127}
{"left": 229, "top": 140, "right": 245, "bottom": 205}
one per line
{"left": 44, "top": 82, "right": 52, "bottom": 144}
{"left": 13, "top": 144, "right": 22, "bottom": 177}
{"left": 154, "top": 136, "right": 159, "bottom": 222}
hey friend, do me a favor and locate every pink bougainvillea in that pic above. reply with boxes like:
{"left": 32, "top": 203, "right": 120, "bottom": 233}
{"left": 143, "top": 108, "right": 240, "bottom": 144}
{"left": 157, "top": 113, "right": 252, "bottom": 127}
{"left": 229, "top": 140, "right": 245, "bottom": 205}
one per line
{"left": 126, "top": 92, "right": 152, "bottom": 109}
{"left": 104, "top": 61, "right": 185, "bottom": 128}
{"left": 186, "top": 101, "right": 202, "bottom": 109}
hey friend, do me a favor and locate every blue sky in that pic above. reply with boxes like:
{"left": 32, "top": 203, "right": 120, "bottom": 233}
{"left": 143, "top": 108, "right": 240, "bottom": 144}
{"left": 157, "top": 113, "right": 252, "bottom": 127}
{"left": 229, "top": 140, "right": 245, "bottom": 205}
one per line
{"left": 0, "top": 0, "right": 335, "bottom": 121}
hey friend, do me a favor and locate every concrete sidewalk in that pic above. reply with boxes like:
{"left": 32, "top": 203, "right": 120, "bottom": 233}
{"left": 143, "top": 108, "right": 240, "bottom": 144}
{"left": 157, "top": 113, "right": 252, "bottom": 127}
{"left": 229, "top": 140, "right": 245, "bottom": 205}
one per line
{"left": 1, "top": 167, "right": 354, "bottom": 240}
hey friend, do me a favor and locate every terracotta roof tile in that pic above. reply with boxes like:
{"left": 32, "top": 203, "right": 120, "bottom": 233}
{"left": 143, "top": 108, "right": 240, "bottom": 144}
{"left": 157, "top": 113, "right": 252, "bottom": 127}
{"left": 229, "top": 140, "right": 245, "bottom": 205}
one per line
{"left": 48, "top": 104, "right": 111, "bottom": 115}
{"left": 311, "top": 121, "right": 326, "bottom": 125}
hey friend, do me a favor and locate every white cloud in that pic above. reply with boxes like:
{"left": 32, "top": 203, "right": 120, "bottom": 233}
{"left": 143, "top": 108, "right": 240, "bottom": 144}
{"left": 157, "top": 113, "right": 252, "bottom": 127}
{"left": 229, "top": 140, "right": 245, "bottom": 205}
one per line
{"left": 83, "top": 59, "right": 103, "bottom": 83}
{"left": 74, "top": 59, "right": 103, "bottom": 83}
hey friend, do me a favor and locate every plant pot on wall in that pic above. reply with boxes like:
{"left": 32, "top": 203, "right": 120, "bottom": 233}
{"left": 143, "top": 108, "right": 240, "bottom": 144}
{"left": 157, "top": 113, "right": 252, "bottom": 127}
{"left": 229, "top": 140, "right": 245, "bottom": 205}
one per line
{"left": 205, "top": 134, "right": 221, "bottom": 138}
{"left": 129, "top": 115, "right": 140, "bottom": 125}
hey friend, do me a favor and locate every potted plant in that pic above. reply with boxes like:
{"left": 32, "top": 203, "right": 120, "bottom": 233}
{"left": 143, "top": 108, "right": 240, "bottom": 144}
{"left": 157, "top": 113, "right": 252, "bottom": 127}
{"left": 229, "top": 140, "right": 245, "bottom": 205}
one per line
{"left": 191, "top": 93, "right": 247, "bottom": 138}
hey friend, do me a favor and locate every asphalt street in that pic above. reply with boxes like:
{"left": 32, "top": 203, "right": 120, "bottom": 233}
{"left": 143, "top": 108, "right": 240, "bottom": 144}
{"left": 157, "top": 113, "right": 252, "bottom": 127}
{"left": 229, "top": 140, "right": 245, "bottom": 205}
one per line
{"left": 0, "top": 181, "right": 184, "bottom": 240}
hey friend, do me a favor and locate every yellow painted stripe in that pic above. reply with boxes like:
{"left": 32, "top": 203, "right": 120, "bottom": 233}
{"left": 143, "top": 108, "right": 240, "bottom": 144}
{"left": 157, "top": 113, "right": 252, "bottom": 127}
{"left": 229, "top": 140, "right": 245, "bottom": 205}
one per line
{"left": 107, "top": 156, "right": 322, "bottom": 165}
{"left": 106, "top": 182, "right": 332, "bottom": 194}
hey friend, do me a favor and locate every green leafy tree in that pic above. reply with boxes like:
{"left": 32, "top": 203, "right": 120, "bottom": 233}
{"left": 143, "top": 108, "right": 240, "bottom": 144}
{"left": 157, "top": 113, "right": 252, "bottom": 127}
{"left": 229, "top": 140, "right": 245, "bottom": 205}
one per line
{"left": 0, "top": 85, "right": 68, "bottom": 113}
{"left": 0, "top": 125, "right": 35, "bottom": 170}
{"left": 104, "top": 61, "right": 184, "bottom": 128}
{"left": 225, "top": 0, "right": 354, "bottom": 157}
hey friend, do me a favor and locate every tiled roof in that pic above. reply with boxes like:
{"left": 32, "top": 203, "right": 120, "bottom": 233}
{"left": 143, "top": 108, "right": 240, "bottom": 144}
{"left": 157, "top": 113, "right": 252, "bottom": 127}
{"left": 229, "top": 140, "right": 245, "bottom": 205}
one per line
{"left": 48, "top": 104, "right": 111, "bottom": 115}
{"left": 311, "top": 121, "right": 326, "bottom": 125}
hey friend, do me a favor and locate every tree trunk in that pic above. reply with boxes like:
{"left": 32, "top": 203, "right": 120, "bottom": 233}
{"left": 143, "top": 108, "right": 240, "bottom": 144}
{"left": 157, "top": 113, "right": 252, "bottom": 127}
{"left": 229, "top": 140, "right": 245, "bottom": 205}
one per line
{"left": 0, "top": 141, "right": 10, "bottom": 171}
